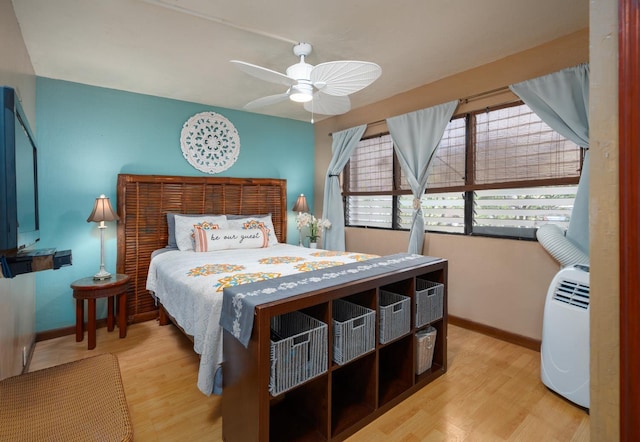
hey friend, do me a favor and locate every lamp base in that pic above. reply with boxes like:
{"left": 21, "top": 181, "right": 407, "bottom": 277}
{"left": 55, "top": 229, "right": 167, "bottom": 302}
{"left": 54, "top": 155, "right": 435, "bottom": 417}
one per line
{"left": 93, "top": 269, "right": 112, "bottom": 281}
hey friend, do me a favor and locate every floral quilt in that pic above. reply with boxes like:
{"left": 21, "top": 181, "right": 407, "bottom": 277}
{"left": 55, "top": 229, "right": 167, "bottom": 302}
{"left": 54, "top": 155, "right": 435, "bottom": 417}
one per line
{"left": 146, "top": 243, "right": 377, "bottom": 395}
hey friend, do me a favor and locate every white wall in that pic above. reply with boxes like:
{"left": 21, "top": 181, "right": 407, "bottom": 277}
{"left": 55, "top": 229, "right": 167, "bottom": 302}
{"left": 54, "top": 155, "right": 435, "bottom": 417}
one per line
{"left": 0, "top": 0, "right": 36, "bottom": 127}
{"left": 0, "top": 276, "right": 35, "bottom": 377}
{"left": 0, "top": 0, "right": 37, "bottom": 380}
{"left": 345, "top": 228, "right": 560, "bottom": 340}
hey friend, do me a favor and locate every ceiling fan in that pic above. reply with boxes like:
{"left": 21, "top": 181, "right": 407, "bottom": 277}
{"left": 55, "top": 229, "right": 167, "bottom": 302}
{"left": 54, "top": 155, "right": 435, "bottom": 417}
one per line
{"left": 231, "top": 42, "right": 382, "bottom": 116}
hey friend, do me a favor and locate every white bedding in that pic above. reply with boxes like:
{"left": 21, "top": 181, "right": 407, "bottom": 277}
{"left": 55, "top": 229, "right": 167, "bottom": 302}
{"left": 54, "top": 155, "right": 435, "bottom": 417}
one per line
{"left": 146, "top": 243, "right": 377, "bottom": 395}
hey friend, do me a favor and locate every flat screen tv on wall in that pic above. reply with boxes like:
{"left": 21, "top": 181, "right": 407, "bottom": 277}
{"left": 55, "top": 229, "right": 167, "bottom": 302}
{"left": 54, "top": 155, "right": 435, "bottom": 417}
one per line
{"left": 0, "top": 86, "right": 40, "bottom": 253}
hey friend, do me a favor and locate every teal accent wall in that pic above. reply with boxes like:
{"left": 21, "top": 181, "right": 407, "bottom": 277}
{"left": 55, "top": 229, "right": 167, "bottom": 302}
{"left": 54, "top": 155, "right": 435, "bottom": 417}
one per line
{"left": 34, "top": 77, "right": 314, "bottom": 332}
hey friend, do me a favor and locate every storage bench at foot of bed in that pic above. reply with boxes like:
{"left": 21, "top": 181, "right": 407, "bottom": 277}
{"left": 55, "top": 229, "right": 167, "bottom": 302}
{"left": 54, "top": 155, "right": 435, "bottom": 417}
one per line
{"left": 222, "top": 258, "right": 448, "bottom": 441}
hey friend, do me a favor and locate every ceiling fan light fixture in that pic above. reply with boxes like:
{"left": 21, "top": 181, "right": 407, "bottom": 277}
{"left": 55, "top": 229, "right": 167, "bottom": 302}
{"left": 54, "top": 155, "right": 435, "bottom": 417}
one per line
{"left": 232, "top": 41, "right": 381, "bottom": 116}
{"left": 289, "top": 83, "right": 313, "bottom": 103}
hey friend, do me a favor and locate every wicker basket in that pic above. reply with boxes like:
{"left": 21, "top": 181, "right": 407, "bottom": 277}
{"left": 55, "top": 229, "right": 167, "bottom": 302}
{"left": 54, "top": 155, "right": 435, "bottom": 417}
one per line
{"left": 269, "top": 311, "right": 328, "bottom": 396}
{"left": 415, "top": 326, "right": 437, "bottom": 375}
{"left": 332, "top": 299, "right": 376, "bottom": 365}
{"left": 379, "top": 290, "right": 411, "bottom": 344}
{"left": 415, "top": 278, "right": 444, "bottom": 327}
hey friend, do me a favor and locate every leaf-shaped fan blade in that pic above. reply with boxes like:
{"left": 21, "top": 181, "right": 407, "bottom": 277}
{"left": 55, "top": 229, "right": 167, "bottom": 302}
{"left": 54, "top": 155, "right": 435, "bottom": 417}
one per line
{"left": 304, "top": 92, "right": 351, "bottom": 115}
{"left": 230, "top": 60, "right": 295, "bottom": 87}
{"left": 244, "top": 93, "right": 290, "bottom": 110}
{"left": 310, "top": 61, "right": 381, "bottom": 96}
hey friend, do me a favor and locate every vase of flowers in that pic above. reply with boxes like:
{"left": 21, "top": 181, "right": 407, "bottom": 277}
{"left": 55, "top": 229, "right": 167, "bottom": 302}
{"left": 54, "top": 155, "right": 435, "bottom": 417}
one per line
{"left": 296, "top": 213, "right": 331, "bottom": 248}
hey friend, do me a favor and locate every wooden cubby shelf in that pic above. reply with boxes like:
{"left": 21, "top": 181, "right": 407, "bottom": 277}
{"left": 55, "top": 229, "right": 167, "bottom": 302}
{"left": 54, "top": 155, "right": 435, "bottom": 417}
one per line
{"left": 222, "top": 257, "right": 448, "bottom": 441}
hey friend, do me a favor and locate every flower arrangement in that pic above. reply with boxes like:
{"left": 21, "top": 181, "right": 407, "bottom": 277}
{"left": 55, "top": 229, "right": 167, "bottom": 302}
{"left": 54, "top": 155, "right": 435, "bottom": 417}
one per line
{"left": 296, "top": 213, "right": 331, "bottom": 243}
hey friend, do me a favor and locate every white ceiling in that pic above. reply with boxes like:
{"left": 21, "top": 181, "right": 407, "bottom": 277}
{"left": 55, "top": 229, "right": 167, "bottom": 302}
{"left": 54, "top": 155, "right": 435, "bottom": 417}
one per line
{"left": 12, "top": 0, "right": 589, "bottom": 122}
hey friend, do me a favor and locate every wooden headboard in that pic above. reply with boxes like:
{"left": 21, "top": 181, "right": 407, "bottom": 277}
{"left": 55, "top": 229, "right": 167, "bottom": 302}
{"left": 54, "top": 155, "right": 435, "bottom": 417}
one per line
{"left": 116, "top": 174, "right": 287, "bottom": 323}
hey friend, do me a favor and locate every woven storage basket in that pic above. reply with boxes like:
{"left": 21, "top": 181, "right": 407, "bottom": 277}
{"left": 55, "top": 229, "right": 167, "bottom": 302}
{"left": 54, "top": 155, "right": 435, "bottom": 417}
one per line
{"left": 415, "top": 278, "right": 444, "bottom": 327}
{"left": 415, "top": 326, "right": 438, "bottom": 375}
{"left": 332, "top": 299, "right": 376, "bottom": 365}
{"left": 269, "top": 311, "right": 328, "bottom": 396}
{"left": 379, "top": 290, "right": 411, "bottom": 344}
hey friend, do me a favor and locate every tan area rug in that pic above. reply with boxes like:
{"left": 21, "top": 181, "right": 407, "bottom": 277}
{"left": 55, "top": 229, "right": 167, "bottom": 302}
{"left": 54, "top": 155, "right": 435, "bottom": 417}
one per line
{"left": 0, "top": 353, "right": 133, "bottom": 441}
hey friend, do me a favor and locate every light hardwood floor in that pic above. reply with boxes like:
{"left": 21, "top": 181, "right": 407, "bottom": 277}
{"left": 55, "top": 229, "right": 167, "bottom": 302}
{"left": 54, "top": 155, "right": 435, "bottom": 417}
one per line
{"left": 29, "top": 321, "right": 589, "bottom": 441}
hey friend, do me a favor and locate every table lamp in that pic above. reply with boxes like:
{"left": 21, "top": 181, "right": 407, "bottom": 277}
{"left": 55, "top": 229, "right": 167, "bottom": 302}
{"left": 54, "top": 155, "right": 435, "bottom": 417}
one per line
{"left": 87, "top": 194, "right": 119, "bottom": 280}
{"left": 292, "top": 194, "right": 309, "bottom": 246}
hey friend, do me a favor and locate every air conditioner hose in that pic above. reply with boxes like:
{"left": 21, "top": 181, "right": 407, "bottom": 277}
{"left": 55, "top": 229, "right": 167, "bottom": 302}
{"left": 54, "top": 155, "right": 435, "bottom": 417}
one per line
{"left": 536, "top": 223, "right": 590, "bottom": 268}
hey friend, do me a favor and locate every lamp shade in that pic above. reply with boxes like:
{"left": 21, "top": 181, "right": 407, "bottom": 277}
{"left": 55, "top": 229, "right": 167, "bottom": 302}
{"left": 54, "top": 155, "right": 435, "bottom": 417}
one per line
{"left": 87, "top": 194, "right": 119, "bottom": 223}
{"left": 292, "top": 194, "right": 309, "bottom": 213}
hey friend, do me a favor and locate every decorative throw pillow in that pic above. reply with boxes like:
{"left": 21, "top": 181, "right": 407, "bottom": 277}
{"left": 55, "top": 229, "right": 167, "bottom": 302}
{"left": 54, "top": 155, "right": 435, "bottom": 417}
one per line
{"left": 166, "top": 212, "right": 224, "bottom": 248}
{"left": 193, "top": 226, "right": 269, "bottom": 252}
{"left": 174, "top": 214, "right": 228, "bottom": 251}
{"left": 227, "top": 214, "right": 278, "bottom": 245}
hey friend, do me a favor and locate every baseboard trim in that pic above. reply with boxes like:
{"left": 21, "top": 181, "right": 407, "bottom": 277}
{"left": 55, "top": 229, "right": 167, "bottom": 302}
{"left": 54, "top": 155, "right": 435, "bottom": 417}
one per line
{"left": 36, "top": 310, "right": 160, "bottom": 342}
{"left": 36, "top": 314, "right": 541, "bottom": 352}
{"left": 36, "top": 313, "right": 158, "bottom": 342}
{"left": 36, "top": 318, "right": 109, "bottom": 342}
{"left": 449, "top": 315, "right": 541, "bottom": 351}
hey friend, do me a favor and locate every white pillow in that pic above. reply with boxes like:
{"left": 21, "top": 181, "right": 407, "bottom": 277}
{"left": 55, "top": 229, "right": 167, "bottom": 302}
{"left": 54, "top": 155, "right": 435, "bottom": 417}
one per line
{"left": 227, "top": 214, "right": 278, "bottom": 245}
{"left": 166, "top": 212, "right": 223, "bottom": 248}
{"left": 174, "top": 214, "right": 228, "bottom": 251}
{"left": 193, "top": 226, "right": 269, "bottom": 252}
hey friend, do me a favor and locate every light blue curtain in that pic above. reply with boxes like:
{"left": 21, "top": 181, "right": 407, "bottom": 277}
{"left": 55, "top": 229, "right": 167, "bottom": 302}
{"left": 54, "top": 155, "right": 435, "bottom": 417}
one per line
{"left": 510, "top": 63, "right": 590, "bottom": 256}
{"left": 322, "top": 125, "right": 367, "bottom": 251}
{"left": 386, "top": 100, "right": 458, "bottom": 254}
{"left": 509, "top": 64, "right": 589, "bottom": 148}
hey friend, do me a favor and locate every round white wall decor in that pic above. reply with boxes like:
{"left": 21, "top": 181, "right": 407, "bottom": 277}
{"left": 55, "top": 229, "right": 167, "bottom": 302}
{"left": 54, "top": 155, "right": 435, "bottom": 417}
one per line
{"left": 180, "top": 111, "right": 240, "bottom": 174}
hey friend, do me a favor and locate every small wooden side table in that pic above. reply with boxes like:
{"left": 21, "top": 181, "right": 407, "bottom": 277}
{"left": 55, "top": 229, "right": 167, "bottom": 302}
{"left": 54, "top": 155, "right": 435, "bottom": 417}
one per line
{"left": 71, "top": 274, "right": 131, "bottom": 350}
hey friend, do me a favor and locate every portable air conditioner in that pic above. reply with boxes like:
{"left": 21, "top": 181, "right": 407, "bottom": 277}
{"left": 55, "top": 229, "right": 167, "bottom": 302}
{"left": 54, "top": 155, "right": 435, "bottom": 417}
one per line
{"left": 540, "top": 264, "right": 590, "bottom": 409}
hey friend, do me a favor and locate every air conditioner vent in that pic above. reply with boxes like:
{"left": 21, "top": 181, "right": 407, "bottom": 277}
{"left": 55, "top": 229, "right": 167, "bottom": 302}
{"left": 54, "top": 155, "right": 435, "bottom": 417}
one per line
{"left": 552, "top": 279, "right": 590, "bottom": 309}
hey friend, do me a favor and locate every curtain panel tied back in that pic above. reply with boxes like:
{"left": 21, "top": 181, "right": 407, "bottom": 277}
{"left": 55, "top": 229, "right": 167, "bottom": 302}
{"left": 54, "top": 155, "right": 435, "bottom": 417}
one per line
{"left": 322, "top": 125, "right": 367, "bottom": 251}
{"left": 510, "top": 63, "right": 590, "bottom": 258}
{"left": 387, "top": 100, "right": 459, "bottom": 254}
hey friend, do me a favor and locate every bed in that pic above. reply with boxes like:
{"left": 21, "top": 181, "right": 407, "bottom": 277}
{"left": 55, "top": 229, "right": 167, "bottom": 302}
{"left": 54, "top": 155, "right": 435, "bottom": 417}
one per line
{"left": 116, "top": 174, "right": 291, "bottom": 325}
{"left": 147, "top": 243, "right": 378, "bottom": 394}
{"left": 115, "top": 174, "right": 377, "bottom": 394}
{"left": 116, "top": 174, "right": 448, "bottom": 432}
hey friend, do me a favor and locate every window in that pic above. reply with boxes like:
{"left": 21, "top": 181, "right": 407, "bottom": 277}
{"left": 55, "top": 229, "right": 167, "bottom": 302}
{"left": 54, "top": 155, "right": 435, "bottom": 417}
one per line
{"left": 344, "top": 102, "right": 583, "bottom": 239}
{"left": 345, "top": 134, "right": 396, "bottom": 229}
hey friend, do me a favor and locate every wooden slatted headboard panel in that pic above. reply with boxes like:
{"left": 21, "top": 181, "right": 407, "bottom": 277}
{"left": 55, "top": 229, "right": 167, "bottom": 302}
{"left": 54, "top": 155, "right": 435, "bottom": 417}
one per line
{"left": 116, "top": 174, "right": 288, "bottom": 323}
